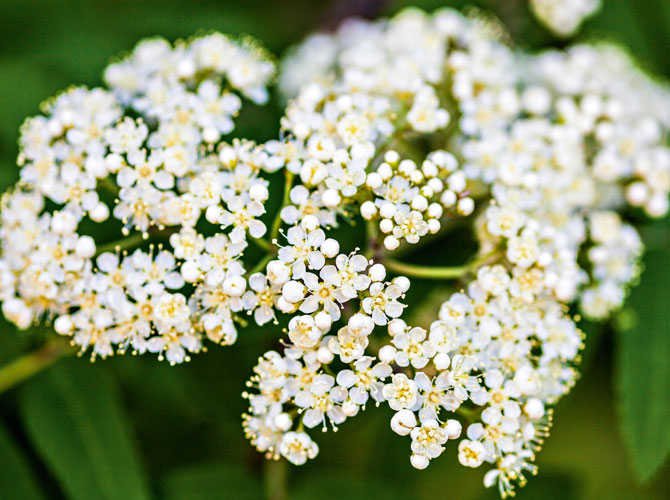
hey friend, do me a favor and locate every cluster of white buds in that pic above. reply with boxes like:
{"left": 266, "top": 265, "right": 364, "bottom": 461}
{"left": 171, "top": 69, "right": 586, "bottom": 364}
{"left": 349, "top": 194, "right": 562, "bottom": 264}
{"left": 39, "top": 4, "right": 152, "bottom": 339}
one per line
{"left": 529, "top": 0, "right": 601, "bottom": 37}
{"left": 361, "top": 149, "right": 474, "bottom": 251}
{"left": 2, "top": 6, "right": 669, "bottom": 499}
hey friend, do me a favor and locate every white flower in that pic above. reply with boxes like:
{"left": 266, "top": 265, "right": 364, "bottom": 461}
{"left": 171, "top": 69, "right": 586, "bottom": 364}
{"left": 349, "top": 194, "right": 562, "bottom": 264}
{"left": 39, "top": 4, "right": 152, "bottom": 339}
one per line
{"left": 279, "top": 432, "right": 319, "bottom": 465}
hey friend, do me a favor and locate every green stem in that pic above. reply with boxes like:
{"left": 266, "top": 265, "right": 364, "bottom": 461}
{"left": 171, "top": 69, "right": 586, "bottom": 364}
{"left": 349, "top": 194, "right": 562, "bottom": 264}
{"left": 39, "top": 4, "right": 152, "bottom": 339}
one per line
{"left": 384, "top": 259, "right": 468, "bottom": 280}
{"left": 250, "top": 253, "right": 274, "bottom": 276}
{"left": 251, "top": 237, "right": 274, "bottom": 253}
{"left": 0, "top": 339, "right": 72, "bottom": 394}
{"left": 263, "top": 459, "right": 289, "bottom": 500}
{"left": 96, "top": 232, "right": 146, "bottom": 255}
{"left": 270, "top": 171, "right": 294, "bottom": 243}
{"left": 95, "top": 227, "right": 177, "bottom": 255}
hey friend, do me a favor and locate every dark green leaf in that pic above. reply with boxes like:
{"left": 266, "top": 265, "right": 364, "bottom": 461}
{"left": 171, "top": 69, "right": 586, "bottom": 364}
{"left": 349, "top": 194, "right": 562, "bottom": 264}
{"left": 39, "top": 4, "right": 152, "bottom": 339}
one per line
{"left": 617, "top": 248, "right": 670, "bottom": 482}
{"left": 19, "top": 358, "right": 151, "bottom": 500}
{"left": 0, "top": 421, "right": 46, "bottom": 500}
{"left": 161, "top": 461, "right": 262, "bottom": 500}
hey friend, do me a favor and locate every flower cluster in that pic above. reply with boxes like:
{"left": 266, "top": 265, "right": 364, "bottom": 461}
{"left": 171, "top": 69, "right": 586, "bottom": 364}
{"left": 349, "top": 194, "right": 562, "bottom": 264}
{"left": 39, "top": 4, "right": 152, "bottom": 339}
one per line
{"left": 2, "top": 34, "right": 276, "bottom": 362}
{"left": 529, "top": 0, "right": 601, "bottom": 36}
{"left": 1, "top": 6, "right": 669, "bottom": 499}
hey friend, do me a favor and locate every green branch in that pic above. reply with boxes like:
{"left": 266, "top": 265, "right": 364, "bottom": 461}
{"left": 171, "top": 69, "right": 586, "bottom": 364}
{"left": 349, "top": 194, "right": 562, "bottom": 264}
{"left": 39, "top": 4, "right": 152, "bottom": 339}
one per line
{"left": 0, "top": 339, "right": 72, "bottom": 394}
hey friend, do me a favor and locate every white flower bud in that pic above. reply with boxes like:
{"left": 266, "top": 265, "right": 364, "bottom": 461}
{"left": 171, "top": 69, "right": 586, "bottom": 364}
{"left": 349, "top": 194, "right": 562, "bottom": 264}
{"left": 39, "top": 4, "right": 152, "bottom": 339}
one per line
{"left": 379, "top": 219, "right": 394, "bottom": 234}
{"left": 434, "top": 353, "right": 451, "bottom": 371}
{"left": 317, "top": 346, "right": 335, "bottom": 364}
{"left": 277, "top": 296, "right": 296, "bottom": 313}
{"left": 320, "top": 238, "right": 339, "bottom": 258}
{"left": 524, "top": 398, "right": 545, "bottom": 419}
{"left": 380, "top": 202, "right": 397, "bottom": 219}
{"left": 368, "top": 263, "right": 386, "bottom": 282}
{"left": 444, "top": 419, "right": 462, "bottom": 439}
{"left": 377, "top": 162, "right": 393, "bottom": 180}
{"left": 447, "top": 172, "right": 466, "bottom": 192}
{"left": 75, "top": 236, "right": 96, "bottom": 258}
{"left": 274, "top": 413, "right": 293, "bottom": 432}
{"left": 366, "top": 172, "right": 383, "bottom": 189}
{"left": 360, "top": 201, "right": 378, "bottom": 220}
{"left": 314, "top": 311, "right": 332, "bottom": 331}
{"left": 411, "top": 195, "right": 428, "bottom": 212}
{"left": 457, "top": 197, "right": 474, "bottom": 216}
{"left": 300, "top": 215, "right": 320, "bottom": 232}
{"left": 181, "top": 261, "right": 201, "bottom": 282}
{"left": 384, "top": 150, "right": 400, "bottom": 165}
{"left": 282, "top": 281, "right": 305, "bottom": 303}
{"left": 410, "top": 454, "right": 430, "bottom": 470}
{"left": 379, "top": 345, "right": 396, "bottom": 364}
{"left": 249, "top": 184, "right": 269, "bottom": 202}
{"left": 384, "top": 235, "right": 400, "bottom": 250}
{"left": 390, "top": 409, "right": 417, "bottom": 436}
{"left": 388, "top": 319, "right": 407, "bottom": 336}
{"left": 427, "top": 219, "right": 441, "bottom": 234}
{"left": 393, "top": 276, "right": 410, "bottom": 293}
{"left": 54, "top": 315, "right": 73, "bottom": 335}
{"left": 342, "top": 399, "right": 359, "bottom": 417}
{"left": 202, "top": 127, "right": 220, "bottom": 144}
{"left": 322, "top": 189, "right": 341, "bottom": 208}
{"left": 440, "top": 190, "right": 457, "bottom": 207}
{"left": 89, "top": 202, "right": 110, "bottom": 222}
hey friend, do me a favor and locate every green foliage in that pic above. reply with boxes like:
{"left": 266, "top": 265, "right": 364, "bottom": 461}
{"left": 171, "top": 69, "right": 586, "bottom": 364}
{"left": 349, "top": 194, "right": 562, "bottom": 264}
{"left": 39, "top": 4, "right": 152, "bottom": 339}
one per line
{"left": 19, "top": 358, "right": 151, "bottom": 500}
{"left": 162, "top": 461, "right": 263, "bottom": 500}
{"left": 617, "top": 246, "right": 670, "bottom": 482}
{"left": 0, "top": 422, "right": 46, "bottom": 500}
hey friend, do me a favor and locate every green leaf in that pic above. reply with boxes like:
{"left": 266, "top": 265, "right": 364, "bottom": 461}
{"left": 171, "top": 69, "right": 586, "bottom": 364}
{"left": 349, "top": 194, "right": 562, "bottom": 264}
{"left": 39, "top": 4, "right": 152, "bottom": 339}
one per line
{"left": 161, "top": 461, "right": 262, "bottom": 500}
{"left": 19, "top": 358, "right": 151, "bottom": 500}
{"left": 0, "top": 421, "right": 46, "bottom": 500}
{"left": 617, "top": 247, "right": 670, "bottom": 482}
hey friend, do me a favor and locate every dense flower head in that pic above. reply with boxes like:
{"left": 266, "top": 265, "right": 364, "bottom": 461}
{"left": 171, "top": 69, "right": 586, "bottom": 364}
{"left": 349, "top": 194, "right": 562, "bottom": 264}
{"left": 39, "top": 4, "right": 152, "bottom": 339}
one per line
{"left": 1, "top": 6, "right": 669, "bottom": 499}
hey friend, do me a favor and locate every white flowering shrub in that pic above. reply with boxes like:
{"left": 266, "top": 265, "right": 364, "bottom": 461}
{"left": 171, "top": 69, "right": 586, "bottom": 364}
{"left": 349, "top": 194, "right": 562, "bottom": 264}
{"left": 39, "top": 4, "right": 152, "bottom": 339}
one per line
{"left": 1, "top": 7, "right": 669, "bottom": 499}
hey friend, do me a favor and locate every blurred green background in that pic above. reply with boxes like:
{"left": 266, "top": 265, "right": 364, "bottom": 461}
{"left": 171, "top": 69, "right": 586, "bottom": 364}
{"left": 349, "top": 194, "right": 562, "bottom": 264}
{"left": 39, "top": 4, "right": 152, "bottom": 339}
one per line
{"left": 0, "top": 1, "right": 669, "bottom": 499}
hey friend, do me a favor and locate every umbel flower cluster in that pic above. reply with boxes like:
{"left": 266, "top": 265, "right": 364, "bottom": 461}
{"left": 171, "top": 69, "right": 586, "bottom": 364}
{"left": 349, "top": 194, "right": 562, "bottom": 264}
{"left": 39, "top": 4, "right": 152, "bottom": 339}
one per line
{"left": 1, "top": 8, "right": 669, "bottom": 498}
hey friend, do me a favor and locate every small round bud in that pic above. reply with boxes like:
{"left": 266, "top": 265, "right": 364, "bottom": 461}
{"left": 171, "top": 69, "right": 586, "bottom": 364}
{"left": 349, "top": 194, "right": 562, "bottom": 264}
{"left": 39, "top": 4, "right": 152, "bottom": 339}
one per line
{"left": 434, "top": 353, "right": 451, "bottom": 371}
{"left": 249, "top": 184, "right": 269, "bottom": 202}
{"left": 320, "top": 239, "right": 339, "bottom": 258}
{"left": 181, "top": 261, "right": 201, "bottom": 282}
{"left": 457, "top": 197, "right": 474, "bottom": 216}
{"left": 391, "top": 409, "right": 417, "bottom": 436}
{"left": 360, "top": 201, "right": 377, "bottom": 220}
{"left": 440, "top": 190, "right": 457, "bottom": 207}
{"left": 377, "top": 163, "right": 393, "bottom": 180}
{"left": 393, "top": 276, "right": 410, "bottom": 293}
{"left": 427, "top": 219, "right": 440, "bottom": 234}
{"left": 282, "top": 281, "right": 305, "bottom": 303}
{"left": 317, "top": 346, "right": 334, "bottom": 364}
{"left": 380, "top": 202, "right": 397, "bottom": 219}
{"left": 444, "top": 419, "right": 462, "bottom": 439}
{"left": 379, "top": 345, "right": 396, "bottom": 364}
{"left": 411, "top": 195, "right": 428, "bottom": 212}
{"left": 274, "top": 413, "right": 292, "bottom": 432}
{"left": 202, "top": 127, "right": 220, "bottom": 144}
{"left": 300, "top": 215, "right": 320, "bottom": 232}
{"left": 384, "top": 235, "right": 400, "bottom": 250}
{"left": 379, "top": 219, "right": 394, "bottom": 234}
{"left": 369, "top": 263, "right": 386, "bottom": 282}
{"left": 54, "top": 315, "right": 73, "bottom": 335}
{"left": 524, "top": 398, "right": 545, "bottom": 419}
{"left": 366, "top": 172, "right": 383, "bottom": 189}
{"left": 75, "top": 236, "right": 96, "bottom": 258}
{"left": 322, "top": 189, "right": 341, "bottom": 208}
{"left": 388, "top": 319, "right": 407, "bottom": 336}
{"left": 410, "top": 454, "right": 430, "bottom": 470}
{"left": 89, "top": 202, "right": 110, "bottom": 222}
{"left": 384, "top": 150, "right": 400, "bottom": 165}
{"left": 447, "top": 172, "right": 466, "bottom": 192}
{"left": 342, "top": 400, "right": 359, "bottom": 417}
{"left": 314, "top": 311, "right": 332, "bottom": 331}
